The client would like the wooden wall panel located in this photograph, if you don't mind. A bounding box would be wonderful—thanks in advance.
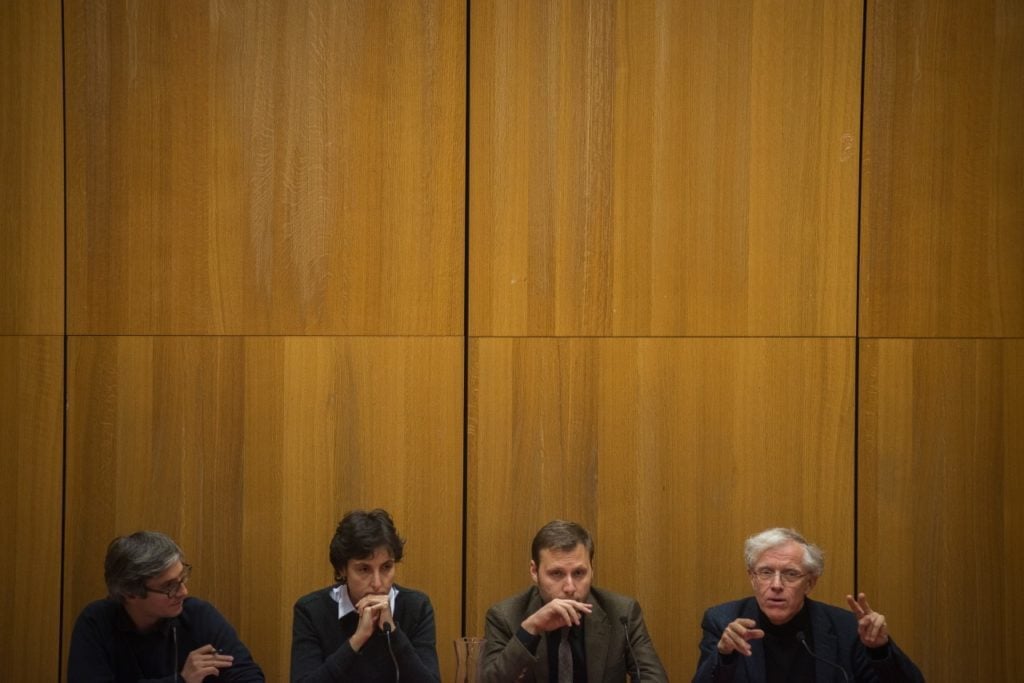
[467,337,855,678]
[64,0,465,335]
[470,0,861,337]
[861,0,1024,337]
[65,335,464,681]
[859,339,1023,681]
[64,335,249,679]
[0,337,63,681]
[0,0,64,334]
[238,336,464,680]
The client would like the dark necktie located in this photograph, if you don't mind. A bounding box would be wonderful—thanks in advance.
[558,627,573,683]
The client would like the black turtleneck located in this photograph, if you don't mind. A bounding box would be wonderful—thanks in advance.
[760,603,815,683]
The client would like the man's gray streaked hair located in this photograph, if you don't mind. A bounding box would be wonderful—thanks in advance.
[744,528,825,577]
[104,531,183,602]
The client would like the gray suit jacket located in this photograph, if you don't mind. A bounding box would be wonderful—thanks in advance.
[482,585,668,682]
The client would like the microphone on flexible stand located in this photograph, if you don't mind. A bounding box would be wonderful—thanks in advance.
[383,621,399,681]
[171,623,179,680]
[619,616,642,682]
[796,631,851,683]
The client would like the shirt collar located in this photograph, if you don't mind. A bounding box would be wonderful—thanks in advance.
[330,584,399,620]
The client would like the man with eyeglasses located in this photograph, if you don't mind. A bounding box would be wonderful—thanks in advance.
[692,528,924,682]
[67,530,264,682]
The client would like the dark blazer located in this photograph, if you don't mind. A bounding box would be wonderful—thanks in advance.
[482,585,668,682]
[692,597,925,683]
[291,584,440,683]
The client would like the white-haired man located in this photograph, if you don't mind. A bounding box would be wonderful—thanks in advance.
[693,528,924,682]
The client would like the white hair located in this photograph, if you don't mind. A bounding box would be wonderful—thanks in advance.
[744,528,825,577]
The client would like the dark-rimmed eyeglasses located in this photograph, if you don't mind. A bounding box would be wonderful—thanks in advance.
[143,563,192,599]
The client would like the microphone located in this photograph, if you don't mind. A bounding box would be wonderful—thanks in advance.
[383,621,399,681]
[796,631,851,683]
[171,624,179,680]
[619,616,642,682]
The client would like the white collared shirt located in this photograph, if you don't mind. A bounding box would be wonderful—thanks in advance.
[330,584,399,620]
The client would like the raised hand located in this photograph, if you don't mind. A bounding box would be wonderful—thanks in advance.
[350,594,393,651]
[717,618,765,657]
[845,592,890,648]
[521,598,593,634]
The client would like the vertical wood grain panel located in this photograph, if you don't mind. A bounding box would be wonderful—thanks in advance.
[65,335,464,681]
[65,0,465,335]
[861,0,1024,337]
[239,336,464,680]
[470,0,861,337]
[3,5,65,679]
[0,0,64,334]
[0,337,63,681]
[467,337,855,678]
[859,339,1023,680]
[63,335,248,678]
